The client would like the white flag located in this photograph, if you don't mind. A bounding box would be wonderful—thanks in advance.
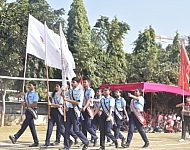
[26,14,45,60]
[59,23,76,84]
[26,14,76,79]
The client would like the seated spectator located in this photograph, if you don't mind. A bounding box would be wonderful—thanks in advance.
[164,116,174,133]
[154,122,164,133]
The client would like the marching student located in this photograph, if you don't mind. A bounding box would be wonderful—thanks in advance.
[61,77,89,150]
[91,89,103,143]
[123,88,149,148]
[41,82,69,148]
[94,86,118,150]
[112,89,129,147]
[50,81,79,146]
[9,81,39,147]
[81,77,98,146]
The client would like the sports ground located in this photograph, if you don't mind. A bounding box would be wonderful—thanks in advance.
[0,126,189,150]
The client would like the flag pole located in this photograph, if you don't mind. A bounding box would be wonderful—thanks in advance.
[181,39,185,121]
[20,50,28,122]
[44,21,51,119]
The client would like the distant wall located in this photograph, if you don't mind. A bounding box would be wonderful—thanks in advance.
[0,101,48,115]
[0,101,49,126]
[0,114,48,126]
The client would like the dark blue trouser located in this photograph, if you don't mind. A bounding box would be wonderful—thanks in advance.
[92,114,100,136]
[64,108,88,149]
[45,108,65,145]
[14,110,38,143]
[56,125,78,143]
[81,110,97,140]
[127,112,148,144]
[113,112,124,139]
[99,113,117,147]
[181,116,190,139]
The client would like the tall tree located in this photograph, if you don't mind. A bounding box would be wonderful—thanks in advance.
[67,0,95,79]
[127,26,159,82]
[0,0,65,126]
[92,16,130,84]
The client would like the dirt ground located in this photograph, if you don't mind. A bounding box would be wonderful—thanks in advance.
[0,125,189,150]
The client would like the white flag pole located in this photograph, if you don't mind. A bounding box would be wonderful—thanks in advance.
[44,21,51,119]
[20,15,30,122]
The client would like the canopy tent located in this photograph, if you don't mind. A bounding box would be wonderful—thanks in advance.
[100,82,190,114]
[100,82,190,95]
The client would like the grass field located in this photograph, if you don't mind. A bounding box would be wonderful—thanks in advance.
[0,125,189,150]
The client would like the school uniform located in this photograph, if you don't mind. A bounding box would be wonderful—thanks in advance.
[44,92,65,146]
[91,96,103,136]
[81,88,98,141]
[113,97,126,140]
[98,96,118,148]
[53,90,78,145]
[63,87,89,150]
[124,96,149,147]
[14,90,39,144]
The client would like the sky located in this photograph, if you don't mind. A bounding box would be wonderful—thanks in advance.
[7,0,190,53]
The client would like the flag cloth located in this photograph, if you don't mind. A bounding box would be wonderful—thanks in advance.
[26,14,45,60]
[79,77,84,90]
[59,23,76,82]
[178,43,190,91]
[26,14,76,79]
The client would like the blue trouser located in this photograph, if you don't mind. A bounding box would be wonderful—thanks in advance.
[14,110,38,143]
[45,108,65,145]
[81,110,97,140]
[113,112,124,139]
[56,125,78,143]
[64,108,88,149]
[127,112,148,144]
[92,114,101,135]
[99,113,117,147]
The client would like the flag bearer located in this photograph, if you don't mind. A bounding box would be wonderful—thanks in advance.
[60,77,89,150]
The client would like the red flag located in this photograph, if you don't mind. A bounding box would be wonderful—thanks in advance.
[79,77,84,90]
[178,43,190,91]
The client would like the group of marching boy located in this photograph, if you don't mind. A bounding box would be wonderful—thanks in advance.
[9,76,149,150]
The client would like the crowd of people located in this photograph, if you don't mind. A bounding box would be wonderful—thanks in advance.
[143,110,182,134]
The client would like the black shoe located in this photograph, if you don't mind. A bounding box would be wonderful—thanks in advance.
[69,140,73,147]
[97,146,105,150]
[109,142,115,146]
[121,138,126,148]
[29,143,39,147]
[93,137,98,146]
[78,143,84,148]
[107,137,111,143]
[82,142,89,150]
[114,140,118,148]
[50,141,60,146]
[40,144,48,148]
[9,135,16,144]
[122,142,130,148]
[142,142,149,148]
[74,138,78,145]
[59,148,69,150]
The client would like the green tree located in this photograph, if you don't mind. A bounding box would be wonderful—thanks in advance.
[92,16,130,85]
[127,26,159,82]
[67,0,96,82]
[0,0,65,126]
